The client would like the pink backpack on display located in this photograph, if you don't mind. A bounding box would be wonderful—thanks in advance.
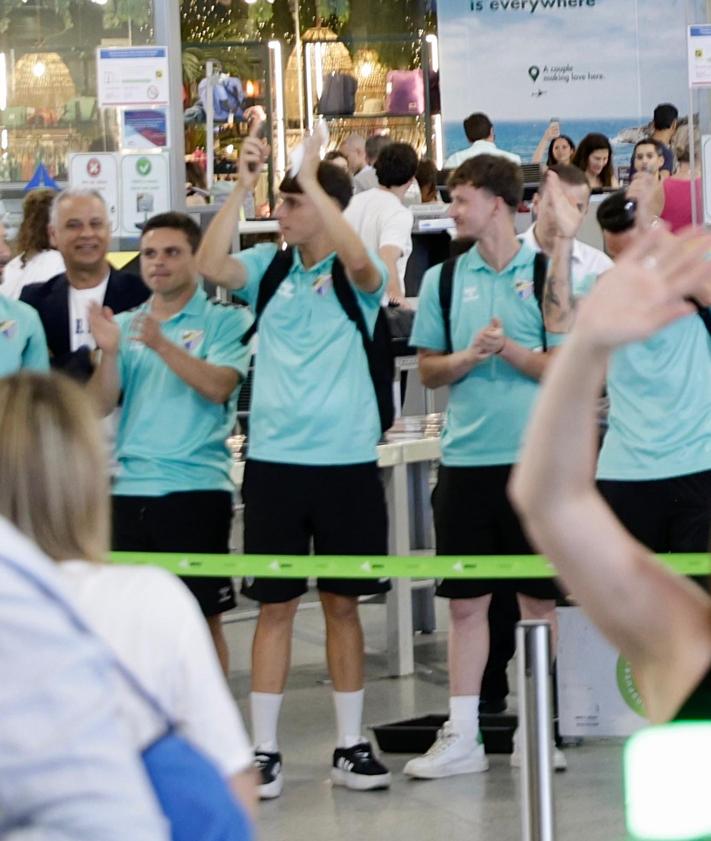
[385,70,425,115]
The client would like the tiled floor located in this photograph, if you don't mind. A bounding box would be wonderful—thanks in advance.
[223,594,627,841]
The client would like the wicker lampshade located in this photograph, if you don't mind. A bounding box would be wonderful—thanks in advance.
[12,52,76,110]
[352,49,388,113]
[284,26,353,124]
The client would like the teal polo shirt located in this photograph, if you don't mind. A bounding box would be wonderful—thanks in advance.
[112,287,252,496]
[234,243,387,466]
[411,243,563,467]
[597,312,711,480]
[0,295,49,376]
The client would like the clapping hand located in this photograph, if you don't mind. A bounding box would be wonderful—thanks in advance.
[130,313,165,352]
[88,303,120,354]
[540,170,584,240]
[470,317,506,360]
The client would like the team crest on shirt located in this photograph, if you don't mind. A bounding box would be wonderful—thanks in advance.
[182,329,204,351]
[312,273,332,296]
[0,320,17,339]
[515,278,534,300]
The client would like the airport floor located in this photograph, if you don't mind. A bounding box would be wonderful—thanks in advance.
[222,594,628,841]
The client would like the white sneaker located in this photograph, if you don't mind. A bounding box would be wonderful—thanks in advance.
[403,721,489,779]
[510,729,567,772]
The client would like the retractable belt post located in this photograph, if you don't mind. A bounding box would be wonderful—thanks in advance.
[517,620,556,841]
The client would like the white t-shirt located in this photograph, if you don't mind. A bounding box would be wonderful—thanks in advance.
[344,188,414,295]
[69,276,109,352]
[444,139,522,169]
[60,562,253,776]
[0,249,65,300]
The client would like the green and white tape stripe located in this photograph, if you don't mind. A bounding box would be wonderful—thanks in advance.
[109,552,711,579]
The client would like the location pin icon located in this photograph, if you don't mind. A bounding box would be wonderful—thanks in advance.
[528,65,540,83]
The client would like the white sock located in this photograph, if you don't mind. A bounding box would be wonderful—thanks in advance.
[250,691,284,753]
[449,695,480,737]
[333,689,365,748]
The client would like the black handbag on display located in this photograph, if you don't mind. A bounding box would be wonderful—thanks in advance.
[318,72,358,116]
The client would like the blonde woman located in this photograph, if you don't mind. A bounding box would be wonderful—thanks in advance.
[0,371,258,823]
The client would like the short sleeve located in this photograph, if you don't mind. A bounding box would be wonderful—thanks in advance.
[411,264,447,351]
[352,250,388,311]
[545,330,567,348]
[206,305,254,378]
[574,271,598,298]
[21,308,49,371]
[230,243,279,310]
[379,208,413,261]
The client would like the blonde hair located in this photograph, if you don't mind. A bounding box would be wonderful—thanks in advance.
[0,372,108,563]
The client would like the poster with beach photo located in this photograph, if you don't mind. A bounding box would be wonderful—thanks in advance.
[436,0,705,166]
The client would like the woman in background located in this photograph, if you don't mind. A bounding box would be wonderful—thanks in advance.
[1,189,64,300]
[532,122,576,171]
[572,132,619,190]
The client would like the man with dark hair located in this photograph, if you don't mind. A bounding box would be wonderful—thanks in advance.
[353,133,393,193]
[629,102,679,179]
[406,153,566,779]
[344,141,418,302]
[525,164,612,297]
[445,112,521,169]
[197,130,392,798]
[88,211,252,674]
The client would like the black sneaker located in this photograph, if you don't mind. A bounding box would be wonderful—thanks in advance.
[254,750,283,799]
[331,741,391,791]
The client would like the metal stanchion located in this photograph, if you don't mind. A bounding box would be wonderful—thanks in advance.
[517,620,556,841]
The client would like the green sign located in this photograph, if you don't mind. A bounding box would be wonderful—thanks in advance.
[136,157,152,176]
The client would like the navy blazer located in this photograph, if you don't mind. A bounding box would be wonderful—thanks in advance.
[20,267,149,381]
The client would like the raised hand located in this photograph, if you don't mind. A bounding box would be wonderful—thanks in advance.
[575,227,711,350]
[296,130,322,189]
[88,303,120,354]
[541,169,584,239]
[469,317,506,361]
[237,117,270,191]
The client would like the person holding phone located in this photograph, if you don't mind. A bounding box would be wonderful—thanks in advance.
[532,120,576,171]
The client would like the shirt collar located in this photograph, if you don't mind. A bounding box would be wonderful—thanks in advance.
[291,248,336,276]
[146,285,206,322]
[464,240,534,275]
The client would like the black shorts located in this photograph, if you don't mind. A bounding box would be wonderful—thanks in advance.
[599,470,711,553]
[241,459,390,604]
[112,490,236,617]
[433,464,562,600]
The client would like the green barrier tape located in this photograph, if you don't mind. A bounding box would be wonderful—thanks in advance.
[109,552,711,579]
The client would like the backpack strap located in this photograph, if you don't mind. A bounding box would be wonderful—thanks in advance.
[330,257,377,361]
[532,250,548,353]
[438,257,458,354]
[694,300,711,337]
[240,246,294,345]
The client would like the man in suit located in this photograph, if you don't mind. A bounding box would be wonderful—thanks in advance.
[21,189,148,381]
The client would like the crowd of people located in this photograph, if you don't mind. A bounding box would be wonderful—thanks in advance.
[1,98,710,839]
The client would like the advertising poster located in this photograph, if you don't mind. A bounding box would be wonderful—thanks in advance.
[122,108,168,149]
[68,153,120,233]
[436,0,706,164]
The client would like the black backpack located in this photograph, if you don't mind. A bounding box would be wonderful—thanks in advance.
[240,247,395,433]
[438,250,549,354]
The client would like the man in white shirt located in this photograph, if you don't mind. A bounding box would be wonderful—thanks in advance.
[445,112,521,169]
[344,142,418,303]
[520,163,613,295]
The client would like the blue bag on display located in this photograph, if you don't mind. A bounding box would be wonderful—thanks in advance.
[0,551,253,841]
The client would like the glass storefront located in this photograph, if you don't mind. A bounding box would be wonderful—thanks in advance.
[0,0,155,185]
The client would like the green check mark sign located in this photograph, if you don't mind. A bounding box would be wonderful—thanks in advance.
[136,157,152,176]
